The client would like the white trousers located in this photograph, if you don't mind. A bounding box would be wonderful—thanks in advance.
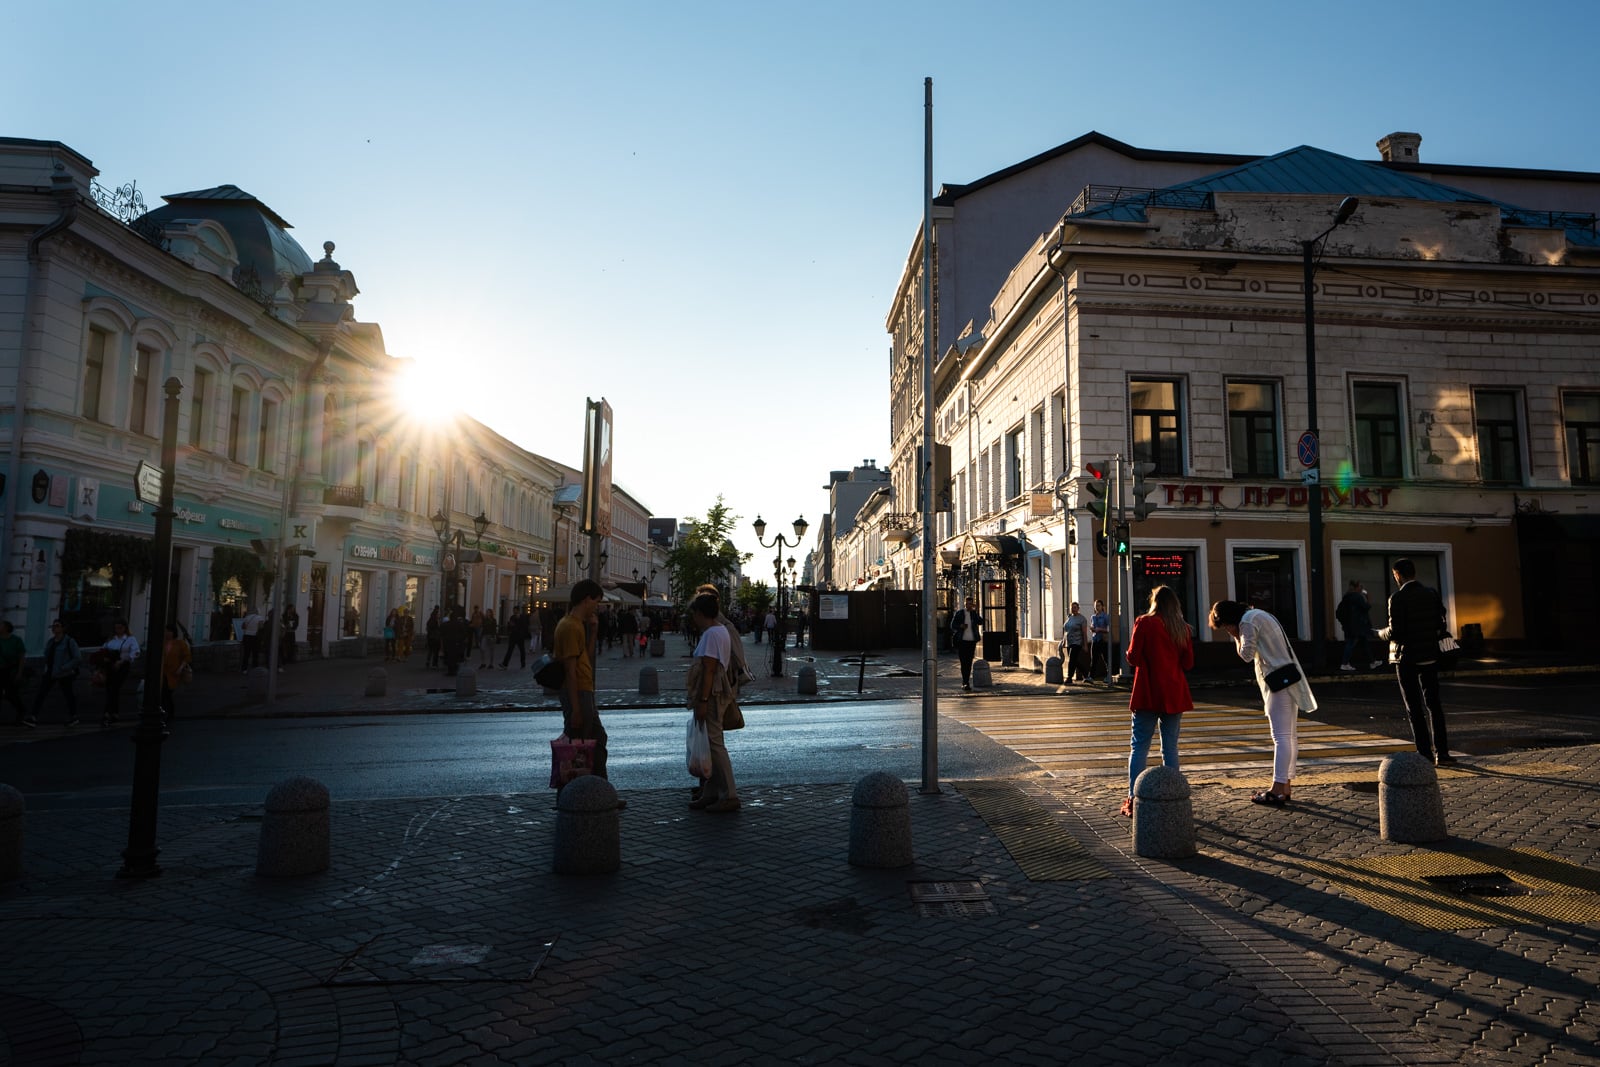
[1265,688,1299,783]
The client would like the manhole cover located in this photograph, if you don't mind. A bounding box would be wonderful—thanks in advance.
[1423,871,1536,897]
[908,881,986,903]
[914,898,998,918]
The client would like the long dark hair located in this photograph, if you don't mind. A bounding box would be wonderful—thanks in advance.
[1147,586,1190,648]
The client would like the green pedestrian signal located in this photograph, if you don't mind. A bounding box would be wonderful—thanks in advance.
[1114,523,1131,556]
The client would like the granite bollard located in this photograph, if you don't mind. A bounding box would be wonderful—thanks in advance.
[1379,751,1448,843]
[1044,655,1064,685]
[638,666,658,696]
[0,784,23,883]
[364,667,387,698]
[971,659,993,689]
[848,771,913,868]
[797,665,818,695]
[256,776,330,877]
[1132,766,1196,859]
[455,664,477,698]
[553,775,620,875]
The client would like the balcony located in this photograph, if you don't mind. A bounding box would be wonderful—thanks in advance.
[322,484,366,521]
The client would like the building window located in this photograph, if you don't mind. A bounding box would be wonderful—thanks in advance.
[1050,391,1066,477]
[1353,382,1403,478]
[1004,427,1023,502]
[1028,407,1045,487]
[130,345,154,436]
[1564,392,1600,485]
[977,451,990,517]
[1130,379,1183,475]
[1473,389,1523,485]
[190,367,211,448]
[257,398,278,472]
[83,327,108,422]
[228,386,247,463]
[358,440,372,492]
[1227,380,1279,477]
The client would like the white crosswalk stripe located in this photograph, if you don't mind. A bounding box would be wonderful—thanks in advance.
[945,690,1412,776]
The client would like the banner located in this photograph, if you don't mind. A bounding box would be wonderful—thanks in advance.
[580,397,613,537]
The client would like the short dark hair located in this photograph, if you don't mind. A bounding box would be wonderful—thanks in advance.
[1208,600,1247,628]
[1392,557,1416,580]
[570,579,603,608]
[690,592,720,620]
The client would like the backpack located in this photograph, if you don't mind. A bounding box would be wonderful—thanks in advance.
[1336,596,1352,627]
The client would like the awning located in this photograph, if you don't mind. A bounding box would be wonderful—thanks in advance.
[532,584,572,604]
[608,589,643,607]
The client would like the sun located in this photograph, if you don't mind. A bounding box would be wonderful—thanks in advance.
[391,359,463,423]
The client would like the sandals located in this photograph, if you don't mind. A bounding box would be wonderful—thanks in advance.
[1119,797,1134,818]
[1250,790,1290,807]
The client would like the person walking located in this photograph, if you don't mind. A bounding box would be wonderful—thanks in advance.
[383,609,399,662]
[160,622,192,727]
[442,611,467,676]
[239,607,264,671]
[554,579,624,808]
[0,621,27,725]
[1089,599,1111,683]
[1121,586,1195,817]
[619,604,636,659]
[425,606,441,668]
[478,610,497,669]
[1061,602,1089,683]
[950,596,983,691]
[687,591,741,813]
[501,609,529,669]
[1210,599,1317,806]
[280,603,299,666]
[1377,557,1455,765]
[100,618,140,726]
[1337,580,1379,671]
[29,619,82,729]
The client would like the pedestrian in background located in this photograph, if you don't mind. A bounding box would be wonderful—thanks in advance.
[1121,586,1194,817]
[28,619,82,729]
[478,609,497,669]
[383,609,399,661]
[240,606,264,672]
[1337,580,1379,671]
[1061,602,1089,683]
[0,620,26,725]
[425,606,441,668]
[280,603,299,665]
[1089,598,1111,683]
[950,596,983,691]
[501,608,529,669]
[397,607,414,660]
[160,622,192,727]
[1377,557,1455,766]
[1210,599,1317,806]
[100,618,140,726]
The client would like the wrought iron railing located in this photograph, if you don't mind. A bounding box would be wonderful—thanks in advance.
[322,485,366,508]
[1068,184,1215,217]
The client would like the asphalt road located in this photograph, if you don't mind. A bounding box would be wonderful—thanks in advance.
[0,700,1033,811]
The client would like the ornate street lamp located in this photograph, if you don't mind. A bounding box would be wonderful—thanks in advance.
[433,506,489,614]
[753,514,808,677]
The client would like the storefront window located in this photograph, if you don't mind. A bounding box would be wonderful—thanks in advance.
[1340,551,1441,631]
[1132,549,1199,628]
[342,570,365,637]
[1232,547,1300,638]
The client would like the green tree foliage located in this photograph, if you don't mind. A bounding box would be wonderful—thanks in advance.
[664,497,749,604]
[734,580,772,617]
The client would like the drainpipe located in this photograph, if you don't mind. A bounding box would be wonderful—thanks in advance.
[3,168,80,637]
[1044,221,1075,616]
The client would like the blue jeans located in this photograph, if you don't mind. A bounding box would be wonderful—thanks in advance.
[1129,710,1181,796]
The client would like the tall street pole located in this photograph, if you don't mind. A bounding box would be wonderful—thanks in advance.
[919,76,939,795]
[121,377,181,879]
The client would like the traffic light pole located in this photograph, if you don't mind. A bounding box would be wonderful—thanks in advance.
[1114,455,1133,682]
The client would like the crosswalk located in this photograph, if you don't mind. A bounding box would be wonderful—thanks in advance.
[944,690,1412,777]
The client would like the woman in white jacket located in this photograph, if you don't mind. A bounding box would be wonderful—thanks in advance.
[1209,600,1317,806]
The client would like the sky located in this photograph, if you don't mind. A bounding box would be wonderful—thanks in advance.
[8,0,1600,573]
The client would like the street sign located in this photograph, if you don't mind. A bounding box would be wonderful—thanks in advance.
[1296,431,1319,468]
[134,460,163,505]
[1302,468,1320,486]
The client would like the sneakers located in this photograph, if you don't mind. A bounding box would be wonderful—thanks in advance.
[19,716,36,730]
[65,717,79,729]
[1339,663,1357,672]
[1370,661,1386,670]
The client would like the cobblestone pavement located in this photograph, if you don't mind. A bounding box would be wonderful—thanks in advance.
[1,640,1597,1064]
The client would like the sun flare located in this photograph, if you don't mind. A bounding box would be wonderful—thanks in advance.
[392,360,463,423]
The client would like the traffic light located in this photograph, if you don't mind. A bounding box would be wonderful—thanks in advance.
[1095,531,1108,557]
[1130,461,1157,520]
[1114,522,1131,556]
[1082,462,1110,521]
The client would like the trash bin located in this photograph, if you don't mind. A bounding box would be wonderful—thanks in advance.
[1459,623,1484,657]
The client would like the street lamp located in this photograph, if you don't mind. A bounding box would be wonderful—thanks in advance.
[432,506,489,615]
[753,514,807,677]
[1303,196,1359,670]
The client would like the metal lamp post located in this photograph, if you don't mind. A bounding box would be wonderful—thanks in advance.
[432,507,489,615]
[1302,196,1359,670]
[753,514,807,677]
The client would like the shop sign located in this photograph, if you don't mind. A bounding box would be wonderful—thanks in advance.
[1161,483,1394,510]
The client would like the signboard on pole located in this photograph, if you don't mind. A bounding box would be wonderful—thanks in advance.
[134,461,162,505]
[580,397,613,537]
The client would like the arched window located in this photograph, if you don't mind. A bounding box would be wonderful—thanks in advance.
[322,394,337,481]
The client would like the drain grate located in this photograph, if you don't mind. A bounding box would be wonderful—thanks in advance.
[908,881,996,918]
[956,781,1111,881]
[1423,871,1537,897]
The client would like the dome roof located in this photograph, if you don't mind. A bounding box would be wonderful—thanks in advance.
[134,184,313,286]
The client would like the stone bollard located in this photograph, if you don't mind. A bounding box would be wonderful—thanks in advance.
[455,664,477,698]
[848,771,913,868]
[638,667,658,696]
[971,659,993,689]
[1132,766,1196,859]
[1044,656,1064,685]
[553,775,620,875]
[245,667,271,704]
[364,668,387,698]
[256,776,330,877]
[649,638,665,658]
[0,784,23,883]
[1379,752,1448,843]
[797,665,818,695]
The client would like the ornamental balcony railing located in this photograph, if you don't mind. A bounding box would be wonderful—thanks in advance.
[322,485,366,508]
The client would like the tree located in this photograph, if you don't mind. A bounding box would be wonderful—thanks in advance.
[664,496,749,603]
[734,580,772,617]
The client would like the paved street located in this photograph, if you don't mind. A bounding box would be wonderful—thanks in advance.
[1,639,1597,1064]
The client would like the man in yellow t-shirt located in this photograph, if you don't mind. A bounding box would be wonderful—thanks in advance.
[554,579,621,805]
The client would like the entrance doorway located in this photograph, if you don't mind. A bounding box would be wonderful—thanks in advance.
[307,563,327,655]
[1232,547,1301,638]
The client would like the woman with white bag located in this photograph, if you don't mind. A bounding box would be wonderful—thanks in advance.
[685,591,741,813]
[1209,600,1317,807]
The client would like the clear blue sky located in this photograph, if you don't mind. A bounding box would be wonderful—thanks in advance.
[9,0,1598,572]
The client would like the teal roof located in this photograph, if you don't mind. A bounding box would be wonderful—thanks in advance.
[1070,144,1598,246]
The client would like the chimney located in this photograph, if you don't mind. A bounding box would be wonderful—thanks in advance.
[1377,132,1422,164]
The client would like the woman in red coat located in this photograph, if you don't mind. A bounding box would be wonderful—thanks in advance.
[1121,585,1195,817]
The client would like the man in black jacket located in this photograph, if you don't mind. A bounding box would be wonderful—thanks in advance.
[1378,558,1454,765]
[950,596,983,692]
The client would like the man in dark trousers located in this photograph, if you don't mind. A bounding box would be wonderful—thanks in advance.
[950,595,983,692]
[1377,558,1454,765]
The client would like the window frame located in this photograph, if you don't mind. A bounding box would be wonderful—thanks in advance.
[1563,391,1600,486]
[1129,377,1185,477]
[1226,378,1281,478]
[228,385,248,464]
[1004,425,1024,503]
[83,326,109,423]
[1472,388,1524,486]
[1351,380,1406,479]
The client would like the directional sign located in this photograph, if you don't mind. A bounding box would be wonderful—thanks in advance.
[1296,431,1319,469]
[134,461,164,505]
[1302,468,1320,486]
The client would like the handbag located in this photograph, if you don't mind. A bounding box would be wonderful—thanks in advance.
[531,653,564,688]
[177,662,194,687]
[1264,661,1302,693]
[549,734,597,789]
[1437,632,1461,668]
[723,699,746,731]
